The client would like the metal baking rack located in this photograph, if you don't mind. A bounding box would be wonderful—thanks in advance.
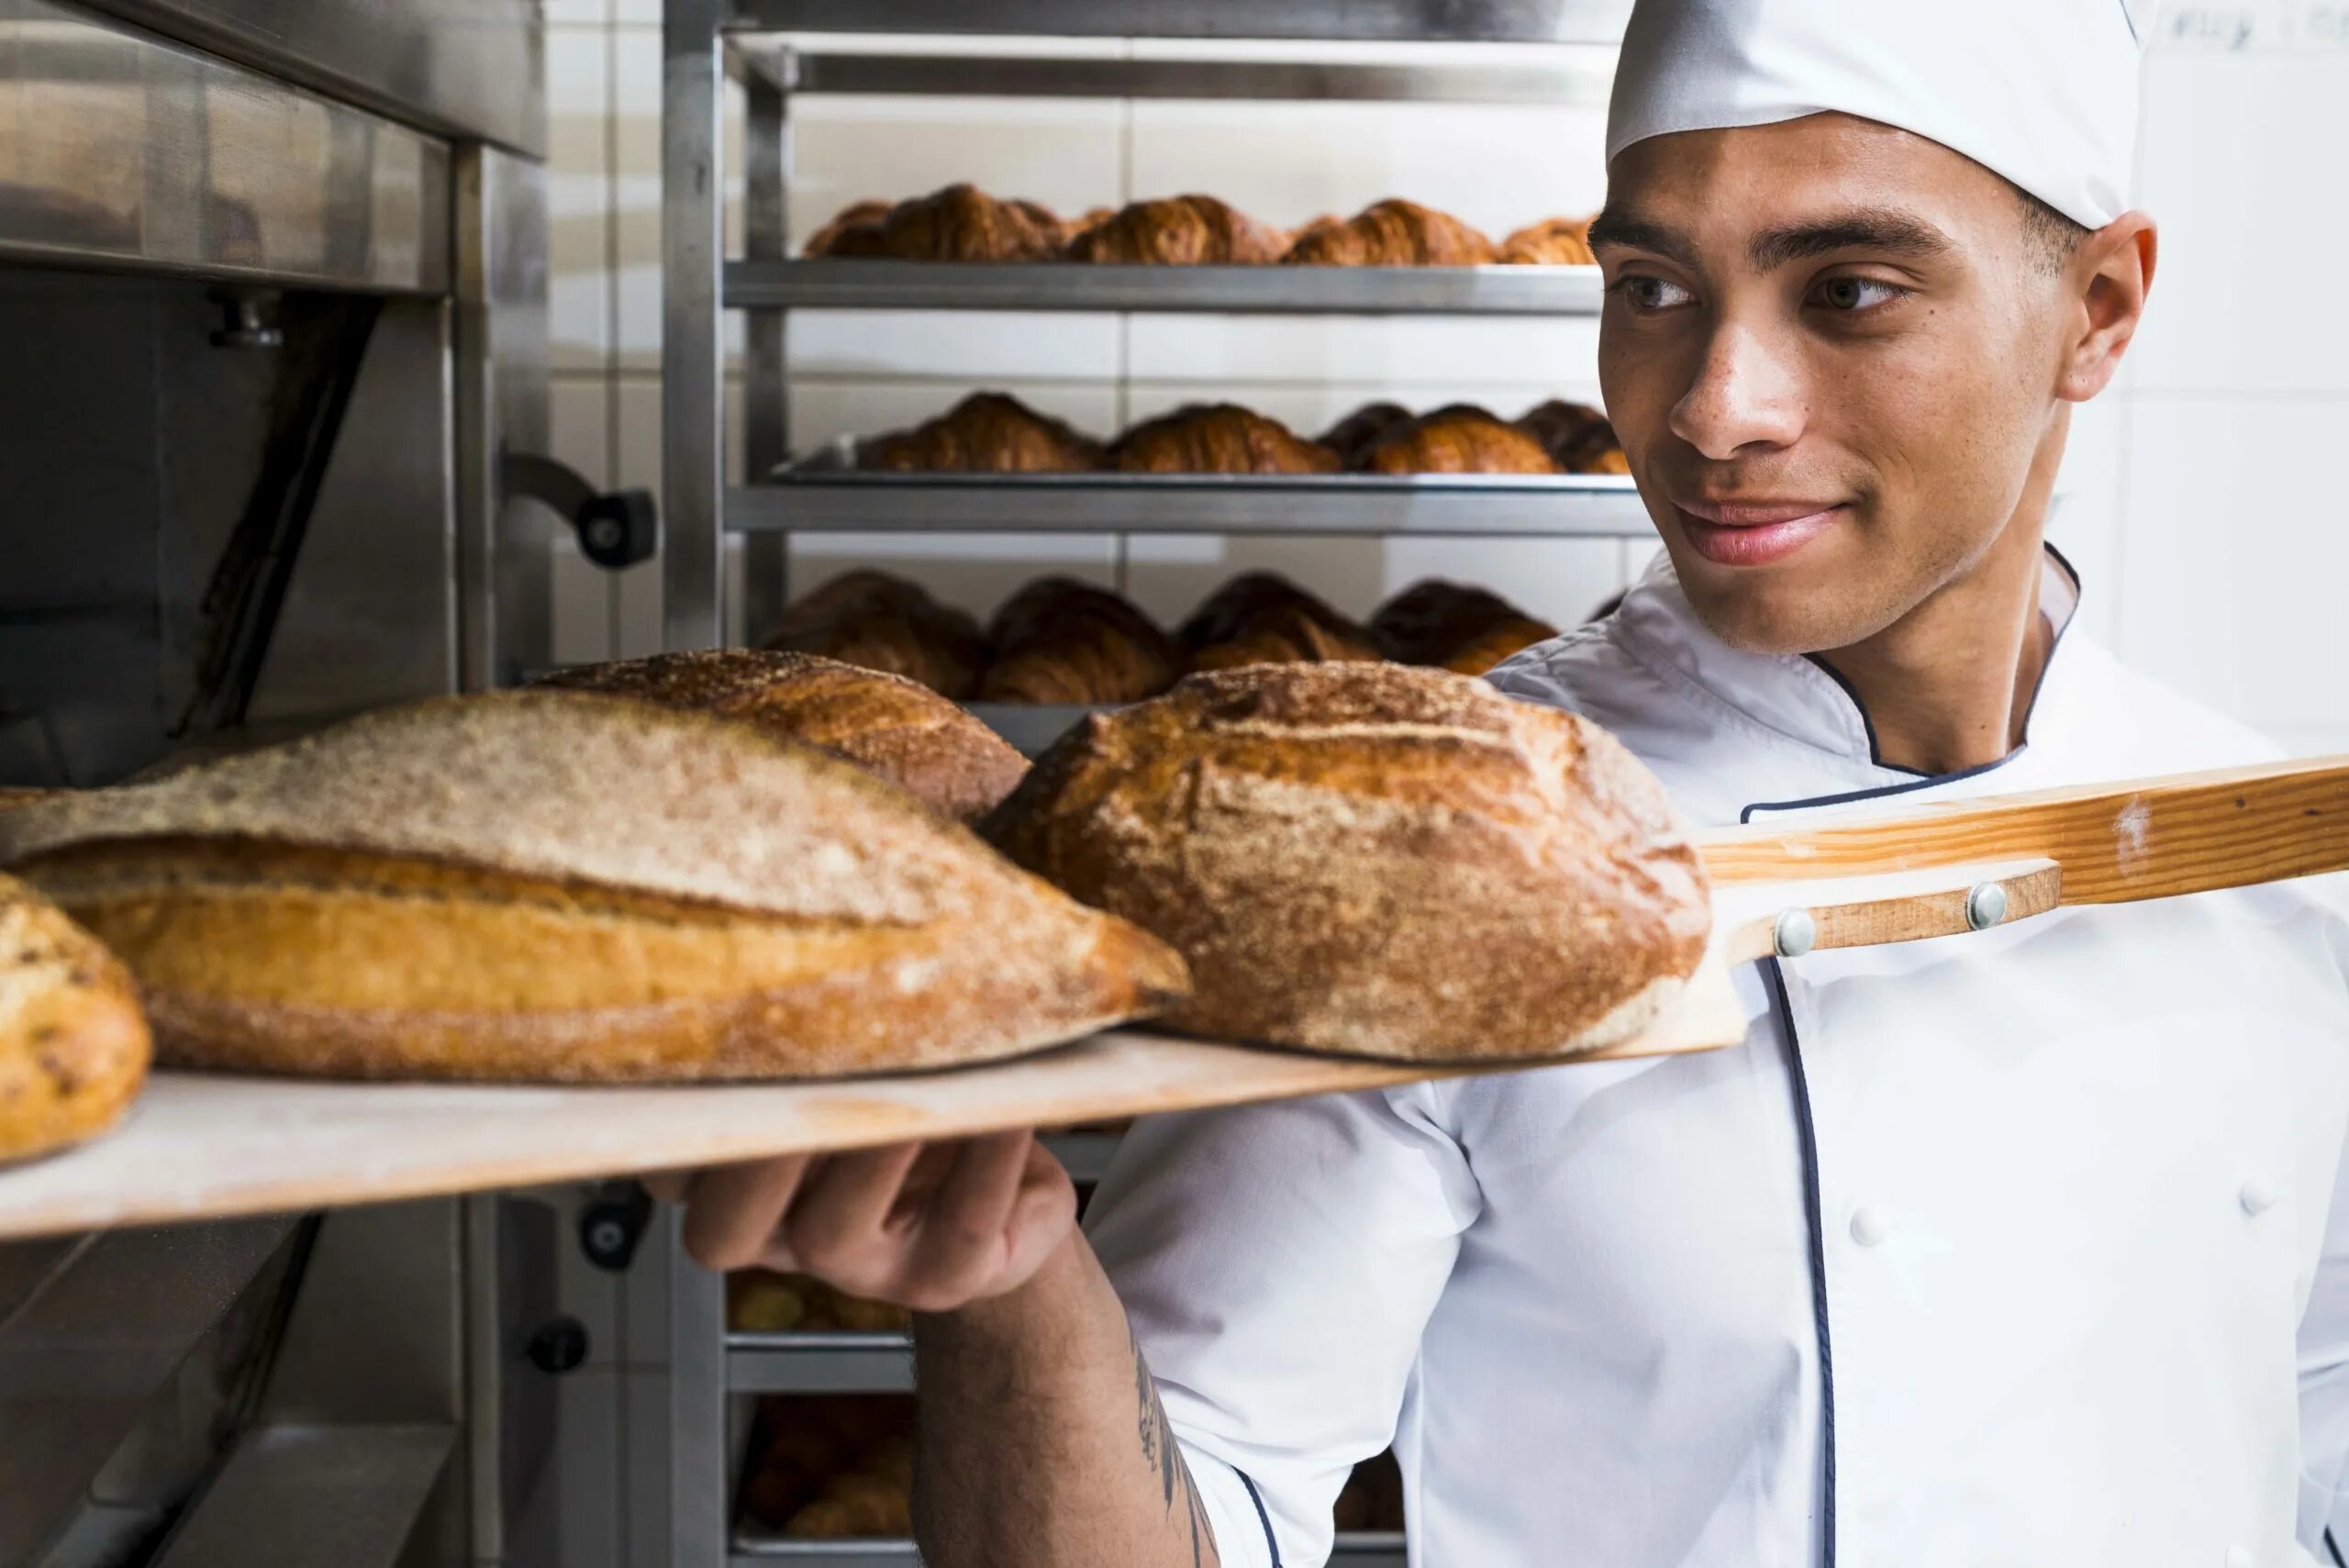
[662,6,1631,1562]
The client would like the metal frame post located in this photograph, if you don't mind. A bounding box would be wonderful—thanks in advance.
[740,54,795,645]
[662,0,728,652]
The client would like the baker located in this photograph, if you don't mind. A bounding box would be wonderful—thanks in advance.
[662,0,2349,1561]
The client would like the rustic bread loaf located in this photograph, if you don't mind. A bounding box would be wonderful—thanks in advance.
[1358,404,1562,475]
[978,579,1179,706]
[1370,579,1559,674]
[0,872,149,1162]
[985,662,1709,1060]
[1062,194,1287,264]
[0,693,1186,1082]
[1110,404,1341,475]
[859,392,1104,475]
[535,651,1027,821]
[1280,199,1497,266]
[761,569,989,700]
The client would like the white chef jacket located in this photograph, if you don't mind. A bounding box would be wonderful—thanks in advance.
[1085,548,2349,1568]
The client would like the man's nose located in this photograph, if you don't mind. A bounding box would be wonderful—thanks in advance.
[1667,322,1805,460]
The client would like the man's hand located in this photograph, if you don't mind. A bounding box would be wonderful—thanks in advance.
[644,1130,1077,1312]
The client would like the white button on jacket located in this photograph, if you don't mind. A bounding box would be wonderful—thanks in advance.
[1085,552,2349,1568]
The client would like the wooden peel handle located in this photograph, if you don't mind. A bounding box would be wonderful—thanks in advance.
[1700,755,2349,906]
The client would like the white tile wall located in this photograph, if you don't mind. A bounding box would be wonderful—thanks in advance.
[540,20,2349,756]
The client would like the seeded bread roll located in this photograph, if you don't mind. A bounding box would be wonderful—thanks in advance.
[985,662,1709,1061]
[0,693,1186,1083]
[535,651,1027,821]
[0,872,150,1162]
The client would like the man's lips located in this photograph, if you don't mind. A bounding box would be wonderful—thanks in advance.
[1670,498,1845,567]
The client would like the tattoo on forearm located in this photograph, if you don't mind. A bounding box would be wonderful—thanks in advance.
[1130,1326,1216,1568]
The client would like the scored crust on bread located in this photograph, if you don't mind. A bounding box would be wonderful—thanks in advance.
[0,872,150,1162]
[1280,198,1498,266]
[1063,194,1288,264]
[535,651,1028,821]
[1497,215,1597,265]
[1358,404,1562,475]
[859,392,1104,474]
[805,183,1064,261]
[1111,404,1341,475]
[761,569,989,700]
[978,578,1180,706]
[0,693,1186,1083]
[985,662,1710,1061]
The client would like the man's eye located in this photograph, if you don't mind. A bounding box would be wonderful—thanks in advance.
[1810,277,1906,312]
[1616,275,1696,311]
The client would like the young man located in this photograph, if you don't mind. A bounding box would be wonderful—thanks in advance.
[666,2,2349,1562]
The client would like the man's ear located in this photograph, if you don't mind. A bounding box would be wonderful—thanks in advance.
[2057,211,2157,404]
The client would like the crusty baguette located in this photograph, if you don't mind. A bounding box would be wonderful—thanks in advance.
[535,651,1027,821]
[0,871,150,1162]
[985,663,1709,1061]
[0,692,1186,1083]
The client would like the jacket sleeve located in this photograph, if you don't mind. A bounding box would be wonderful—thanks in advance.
[1083,1081,1482,1568]
[2299,913,2349,1558]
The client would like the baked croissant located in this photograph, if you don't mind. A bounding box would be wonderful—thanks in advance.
[1358,405,1561,475]
[1497,215,1597,264]
[807,183,1064,261]
[859,392,1104,474]
[1112,404,1341,474]
[979,577,1180,705]
[1063,194,1288,264]
[1516,398,1630,473]
[1371,578,1559,674]
[1316,402,1415,469]
[1188,606,1385,673]
[1280,198,1498,266]
[760,569,990,701]
[803,198,893,257]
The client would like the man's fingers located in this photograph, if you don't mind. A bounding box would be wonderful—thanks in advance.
[904,1131,1038,1307]
[640,1169,694,1205]
[784,1141,928,1273]
[678,1154,812,1273]
[997,1144,1082,1287]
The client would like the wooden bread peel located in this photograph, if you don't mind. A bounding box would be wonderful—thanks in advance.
[0,755,2342,1240]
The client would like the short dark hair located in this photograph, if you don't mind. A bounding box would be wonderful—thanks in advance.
[2016,184,2089,275]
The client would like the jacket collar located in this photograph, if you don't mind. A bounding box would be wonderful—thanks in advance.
[1606,545,2085,782]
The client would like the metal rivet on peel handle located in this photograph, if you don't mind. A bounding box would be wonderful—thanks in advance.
[1966,882,2009,931]
[1774,908,1817,959]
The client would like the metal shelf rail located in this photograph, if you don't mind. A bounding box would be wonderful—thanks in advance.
[661,7,1638,1562]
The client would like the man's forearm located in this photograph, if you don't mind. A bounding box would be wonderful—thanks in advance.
[911,1231,1222,1568]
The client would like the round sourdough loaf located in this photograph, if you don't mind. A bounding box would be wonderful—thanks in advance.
[0,692,1186,1083]
[984,662,1709,1061]
[535,650,1028,821]
[0,872,150,1162]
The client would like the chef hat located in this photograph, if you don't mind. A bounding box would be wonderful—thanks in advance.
[1607,0,2147,229]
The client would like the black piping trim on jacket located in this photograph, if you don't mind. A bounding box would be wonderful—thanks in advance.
[1765,957,1837,1565]
[1236,1468,1282,1567]
[1797,542,2082,779]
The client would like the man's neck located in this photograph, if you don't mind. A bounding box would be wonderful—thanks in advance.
[1813,428,2065,776]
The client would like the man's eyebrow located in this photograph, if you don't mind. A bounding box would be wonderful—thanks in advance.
[1584,209,1697,266]
[1747,209,1955,271]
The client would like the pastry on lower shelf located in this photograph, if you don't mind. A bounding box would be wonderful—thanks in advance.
[1177,573,1383,673]
[1514,398,1631,474]
[760,569,989,702]
[1370,578,1560,675]
[859,391,1105,475]
[1280,198,1498,266]
[740,1395,911,1530]
[1497,214,1597,264]
[0,872,149,1163]
[804,183,1064,261]
[536,650,1026,821]
[0,693,1187,1083]
[1315,401,1415,469]
[985,662,1709,1062]
[1111,403,1341,475]
[1357,404,1562,475]
[729,1272,810,1334]
[1063,193,1287,264]
[978,578,1180,706]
